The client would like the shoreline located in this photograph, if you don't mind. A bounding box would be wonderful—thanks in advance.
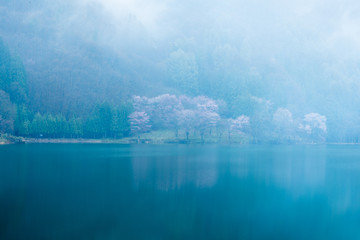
[2,137,360,145]
[2,134,360,145]
[25,138,113,144]
[22,138,201,144]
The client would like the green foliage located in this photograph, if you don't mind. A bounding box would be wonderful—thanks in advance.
[12,101,130,139]
[0,90,16,133]
[0,39,28,104]
[0,38,28,135]
[84,103,111,138]
[0,38,134,139]
[168,49,199,95]
[0,39,11,92]
[14,105,31,136]
[0,36,133,140]
[8,57,28,104]
[110,102,132,138]
[68,117,83,137]
[84,102,131,138]
[30,113,45,137]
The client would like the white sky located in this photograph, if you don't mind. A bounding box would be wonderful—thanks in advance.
[97,0,169,33]
[89,0,360,53]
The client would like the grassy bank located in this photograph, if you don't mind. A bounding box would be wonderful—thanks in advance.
[1,130,251,144]
[132,130,251,144]
[0,134,26,144]
[0,135,7,144]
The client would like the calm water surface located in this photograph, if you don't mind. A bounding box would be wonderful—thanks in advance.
[1,144,360,239]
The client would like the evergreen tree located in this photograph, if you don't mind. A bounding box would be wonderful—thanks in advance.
[0,90,16,133]
[30,113,46,137]
[69,117,83,138]
[14,105,31,136]
[0,39,11,92]
[167,49,199,95]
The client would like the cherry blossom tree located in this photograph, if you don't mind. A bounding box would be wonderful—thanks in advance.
[129,111,151,142]
[196,106,220,141]
[192,96,220,141]
[299,112,327,142]
[148,94,182,133]
[177,109,196,141]
[132,95,150,112]
[272,108,295,141]
[227,115,250,142]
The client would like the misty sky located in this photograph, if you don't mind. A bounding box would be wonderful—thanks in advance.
[3,0,360,59]
[93,0,360,54]
[2,0,360,143]
[2,0,360,136]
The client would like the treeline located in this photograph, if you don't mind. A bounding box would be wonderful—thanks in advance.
[1,39,133,139]
[129,94,251,142]
[129,94,328,143]
[0,39,28,135]
[0,37,330,143]
[14,103,132,139]
[0,39,28,105]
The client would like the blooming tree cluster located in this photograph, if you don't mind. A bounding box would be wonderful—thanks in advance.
[130,94,328,143]
[302,113,327,133]
[130,94,250,141]
[226,115,250,141]
[128,111,151,140]
[273,108,293,126]
[272,108,295,141]
[299,113,327,142]
[270,107,328,143]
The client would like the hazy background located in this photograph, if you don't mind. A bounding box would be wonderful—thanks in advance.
[1,0,360,142]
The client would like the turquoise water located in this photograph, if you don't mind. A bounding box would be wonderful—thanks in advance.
[1,144,360,239]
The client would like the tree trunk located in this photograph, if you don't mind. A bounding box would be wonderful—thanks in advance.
[218,132,222,142]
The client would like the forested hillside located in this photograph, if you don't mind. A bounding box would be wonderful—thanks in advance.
[2,0,360,143]
[0,38,133,139]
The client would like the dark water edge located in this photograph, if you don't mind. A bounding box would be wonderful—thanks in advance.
[1,144,360,240]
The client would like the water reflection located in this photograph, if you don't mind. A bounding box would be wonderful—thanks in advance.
[1,144,360,239]
[131,145,329,194]
[130,145,360,225]
[131,146,219,191]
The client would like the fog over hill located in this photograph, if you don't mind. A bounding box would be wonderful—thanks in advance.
[1,0,360,142]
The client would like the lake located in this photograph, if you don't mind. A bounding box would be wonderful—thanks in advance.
[1,144,360,239]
